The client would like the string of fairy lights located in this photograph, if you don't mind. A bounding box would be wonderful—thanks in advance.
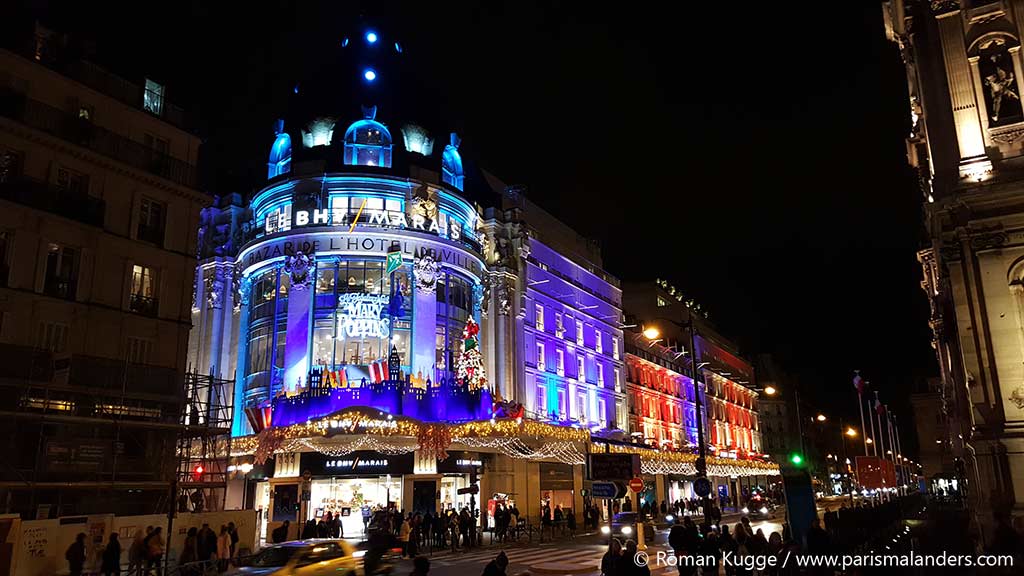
[232,408,780,475]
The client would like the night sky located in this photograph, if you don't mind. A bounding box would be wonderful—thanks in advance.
[16,1,937,453]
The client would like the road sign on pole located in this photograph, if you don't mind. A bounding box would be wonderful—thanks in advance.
[694,477,712,498]
[628,477,644,493]
[591,481,626,499]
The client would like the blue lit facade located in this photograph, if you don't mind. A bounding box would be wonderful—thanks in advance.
[520,239,625,430]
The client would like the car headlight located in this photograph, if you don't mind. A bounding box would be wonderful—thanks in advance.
[742,507,749,514]
[665,514,674,522]
[352,550,366,558]
[600,525,610,535]
[621,526,633,535]
[759,507,768,514]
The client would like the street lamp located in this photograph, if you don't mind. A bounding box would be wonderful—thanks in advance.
[764,385,777,396]
[846,427,858,438]
[642,326,660,340]
[816,414,827,422]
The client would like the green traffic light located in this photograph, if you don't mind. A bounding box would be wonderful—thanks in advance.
[790,453,804,466]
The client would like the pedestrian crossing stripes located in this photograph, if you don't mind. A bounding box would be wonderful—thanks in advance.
[431,545,606,567]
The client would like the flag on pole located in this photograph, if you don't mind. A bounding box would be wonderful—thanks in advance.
[369,360,389,383]
[875,399,886,416]
[853,372,866,394]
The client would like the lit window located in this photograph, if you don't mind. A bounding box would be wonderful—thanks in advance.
[535,302,544,331]
[657,296,668,307]
[555,313,565,337]
[599,398,608,428]
[130,265,157,317]
[343,106,392,168]
[612,336,619,360]
[556,349,564,376]
[143,79,164,116]
[537,382,547,416]
[576,321,584,346]
[595,330,603,354]
[537,342,545,370]
[441,133,464,190]
[557,389,567,420]
[577,355,585,382]
[78,104,93,121]
[268,120,292,179]
[578,394,587,423]
[597,363,605,387]
[614,367,621,392]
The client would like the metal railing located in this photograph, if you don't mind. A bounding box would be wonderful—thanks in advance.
[0,87,199,189]
[0,176,105,227]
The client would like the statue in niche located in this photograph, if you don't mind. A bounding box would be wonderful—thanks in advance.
[982,51,1022,124]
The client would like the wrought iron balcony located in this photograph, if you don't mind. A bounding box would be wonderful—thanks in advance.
[0,176,105,227]
[129,294,158,317]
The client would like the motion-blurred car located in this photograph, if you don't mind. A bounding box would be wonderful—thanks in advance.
[601,511,656,542]
[229,539,362,575]
[741,501,776,519]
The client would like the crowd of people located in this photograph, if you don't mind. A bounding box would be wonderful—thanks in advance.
[65,521,240,576]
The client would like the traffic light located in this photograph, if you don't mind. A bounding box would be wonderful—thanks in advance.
[789,453,805,467]
[193,465,204,481]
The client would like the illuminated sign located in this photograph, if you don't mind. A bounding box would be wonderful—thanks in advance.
[325,417,399,431]
[266,207,462,240]
[337,294,390,339]
[456,459,482,467]
[326,458,389,469]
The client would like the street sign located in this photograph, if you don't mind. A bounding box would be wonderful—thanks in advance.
[628,477,644,493]
[590,453,641,481]
[457,485,480,495]
[591,481,626,499]
[386,251,403,275]
[693,477,712,498]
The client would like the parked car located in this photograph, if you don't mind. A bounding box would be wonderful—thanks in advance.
[229,539,361,575]
[601,512,655,542]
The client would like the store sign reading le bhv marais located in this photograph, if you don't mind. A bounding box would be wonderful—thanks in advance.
[325,458,389,470]
[266,207,462,240]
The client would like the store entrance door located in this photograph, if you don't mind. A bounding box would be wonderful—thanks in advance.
[412,481,437,515]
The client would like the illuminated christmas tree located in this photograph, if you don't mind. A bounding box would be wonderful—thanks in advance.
[455,317,487,391]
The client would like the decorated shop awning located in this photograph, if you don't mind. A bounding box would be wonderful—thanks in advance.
[229,407,778,477]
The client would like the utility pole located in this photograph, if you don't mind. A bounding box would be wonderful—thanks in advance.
[687,317,709,519]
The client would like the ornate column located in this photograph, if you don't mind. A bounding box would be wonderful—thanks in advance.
[232,267,252,435]
[412,250,439,382]
[935,5,990,174]
[282,253,314,394]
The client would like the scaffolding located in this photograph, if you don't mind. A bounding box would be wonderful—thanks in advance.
[174,371,234,512]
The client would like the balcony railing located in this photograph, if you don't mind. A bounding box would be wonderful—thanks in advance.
[129,294,158,317]
[0,87,199,189]
[0,176,105,227]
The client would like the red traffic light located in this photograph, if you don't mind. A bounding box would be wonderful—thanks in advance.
[194,465,204,476]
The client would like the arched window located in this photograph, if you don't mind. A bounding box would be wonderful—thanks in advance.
[343,106,392,168]
[267,120,291,179]
[441,133,464,190]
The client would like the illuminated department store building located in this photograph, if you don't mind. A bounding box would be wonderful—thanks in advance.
[188,27,776,540]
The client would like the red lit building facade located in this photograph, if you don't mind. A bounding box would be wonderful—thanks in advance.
[624,347,700,451]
